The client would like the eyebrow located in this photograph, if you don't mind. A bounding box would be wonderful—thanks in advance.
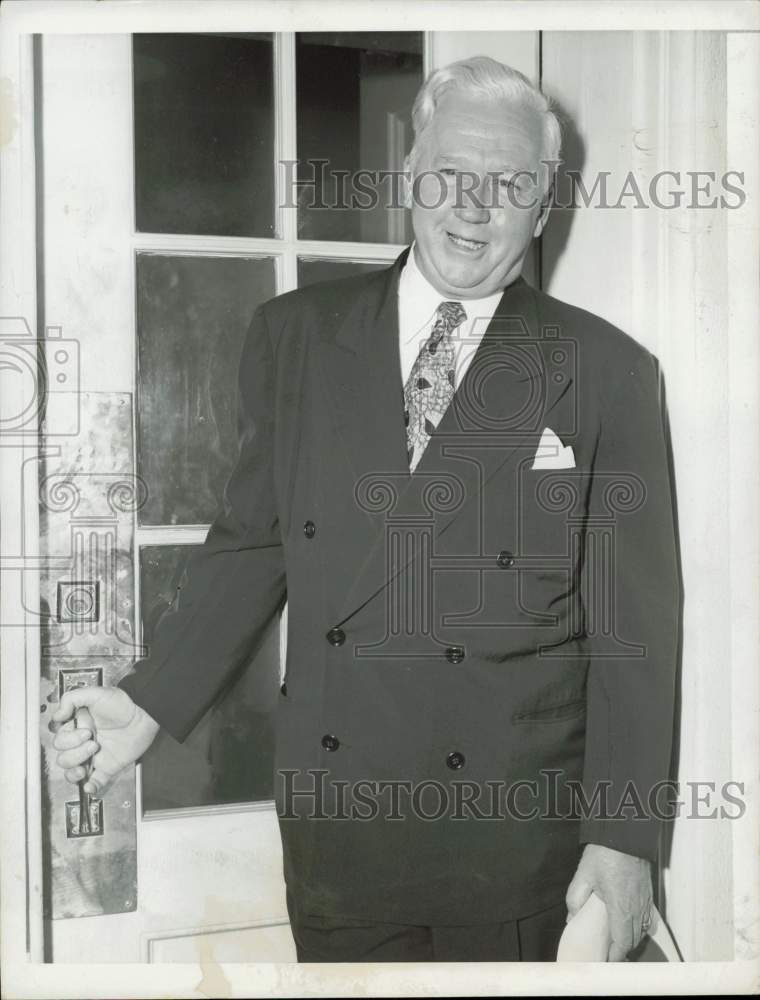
[434,155,526,175]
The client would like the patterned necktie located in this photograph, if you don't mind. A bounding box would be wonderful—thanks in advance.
[403,300,467,471]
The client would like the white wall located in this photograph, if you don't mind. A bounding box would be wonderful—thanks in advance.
[431,30,539,81]
[541,30,760,961]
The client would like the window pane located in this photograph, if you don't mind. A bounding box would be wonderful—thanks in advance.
[136,253,275,525]
[297,256,389,288]
[134,33,275,236]
[296,32,422,243]
[139,545,280,811]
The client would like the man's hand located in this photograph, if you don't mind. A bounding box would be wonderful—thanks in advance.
[566,843,653,961]
[50,687,160,796]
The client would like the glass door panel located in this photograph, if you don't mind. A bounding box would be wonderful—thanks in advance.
[136,253,275,527]
[133,33,276,237]
[295,32,423,243]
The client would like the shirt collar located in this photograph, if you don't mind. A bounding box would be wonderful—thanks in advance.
[398,243,507,340]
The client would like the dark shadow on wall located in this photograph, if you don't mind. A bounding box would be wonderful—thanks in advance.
[658,364,686,938]
[537,95,586,293]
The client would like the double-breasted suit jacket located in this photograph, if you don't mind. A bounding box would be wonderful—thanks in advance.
[120,247,680,926]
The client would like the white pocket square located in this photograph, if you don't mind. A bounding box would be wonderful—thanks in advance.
[531,427,575,469]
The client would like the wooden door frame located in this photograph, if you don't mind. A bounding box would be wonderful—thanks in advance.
[0,24,45,979]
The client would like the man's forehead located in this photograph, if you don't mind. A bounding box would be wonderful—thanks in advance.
[429,92,543,150]
[425,109,542,172]
[435,90,538,126]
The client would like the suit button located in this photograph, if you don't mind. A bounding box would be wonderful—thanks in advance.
[497,550,515,568]
[303,520,316,539]
[445,645,465,664]
[446,751,465,770]
[326,627,346,646]
[321,734,340,752]
[280,682,287,696]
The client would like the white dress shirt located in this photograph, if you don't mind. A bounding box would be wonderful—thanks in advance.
[397,244,505,395]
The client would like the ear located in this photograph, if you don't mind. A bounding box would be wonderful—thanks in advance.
[533,186,553,238]
[402,153,414,211]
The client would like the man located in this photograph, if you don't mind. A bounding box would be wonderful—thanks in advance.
[52,56,679,962]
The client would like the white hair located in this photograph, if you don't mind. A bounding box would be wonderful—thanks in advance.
[407,56,562,188]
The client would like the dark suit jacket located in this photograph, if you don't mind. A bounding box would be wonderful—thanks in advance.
[120,248,680,925]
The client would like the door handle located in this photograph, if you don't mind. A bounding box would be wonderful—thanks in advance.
[59,667,104,839]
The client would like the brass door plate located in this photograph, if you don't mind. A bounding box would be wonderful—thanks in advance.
[56,579,100,623]
[65,798,104,838]
[57,666,103,699]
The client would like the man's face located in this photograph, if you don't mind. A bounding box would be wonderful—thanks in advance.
[410,91,550,299]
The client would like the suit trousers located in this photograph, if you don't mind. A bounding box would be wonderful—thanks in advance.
[286,890,568,962]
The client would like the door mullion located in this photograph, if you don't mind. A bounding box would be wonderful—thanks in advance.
[275,31,298,294]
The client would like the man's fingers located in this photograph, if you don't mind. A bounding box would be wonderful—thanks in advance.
[608,910,635,960]
[64,765,88,784]
[641,905,657,938]
[62,764,110,795]
[607,940,629,962]
[56,740,98,770]
[50,700,76,726]
[83,770,109,797]
[53,727,92,751]
[565,873,593,920]
[51,687,103,724]
[75,705,95,734]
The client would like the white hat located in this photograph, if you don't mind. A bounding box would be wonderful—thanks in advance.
[557,892,680,962]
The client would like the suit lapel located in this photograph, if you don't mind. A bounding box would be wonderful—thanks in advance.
[318,251,573,627]
[315,250,411,529]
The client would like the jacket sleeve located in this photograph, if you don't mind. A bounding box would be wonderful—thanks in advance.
[578,344,680,862]
[118,305,287,743]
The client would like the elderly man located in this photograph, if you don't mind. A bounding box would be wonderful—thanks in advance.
[52,56,679,963]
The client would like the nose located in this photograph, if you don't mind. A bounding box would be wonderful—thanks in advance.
[454,174,491,225]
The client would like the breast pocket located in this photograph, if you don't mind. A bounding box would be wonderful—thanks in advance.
[516,463,584,553]
[511,697,587,725]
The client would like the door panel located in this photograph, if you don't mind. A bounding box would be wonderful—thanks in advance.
[295,31,422,243]
[40,32,291,962]
[146,921,294,963]
[139,542,281,810]
[50,807,291,963]
[135,253,276,526]
[133,32,276,238]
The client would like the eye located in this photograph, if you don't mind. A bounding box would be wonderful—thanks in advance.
[498,176,517,190]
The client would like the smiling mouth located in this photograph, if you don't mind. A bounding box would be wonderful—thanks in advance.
[446,232,487,252]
